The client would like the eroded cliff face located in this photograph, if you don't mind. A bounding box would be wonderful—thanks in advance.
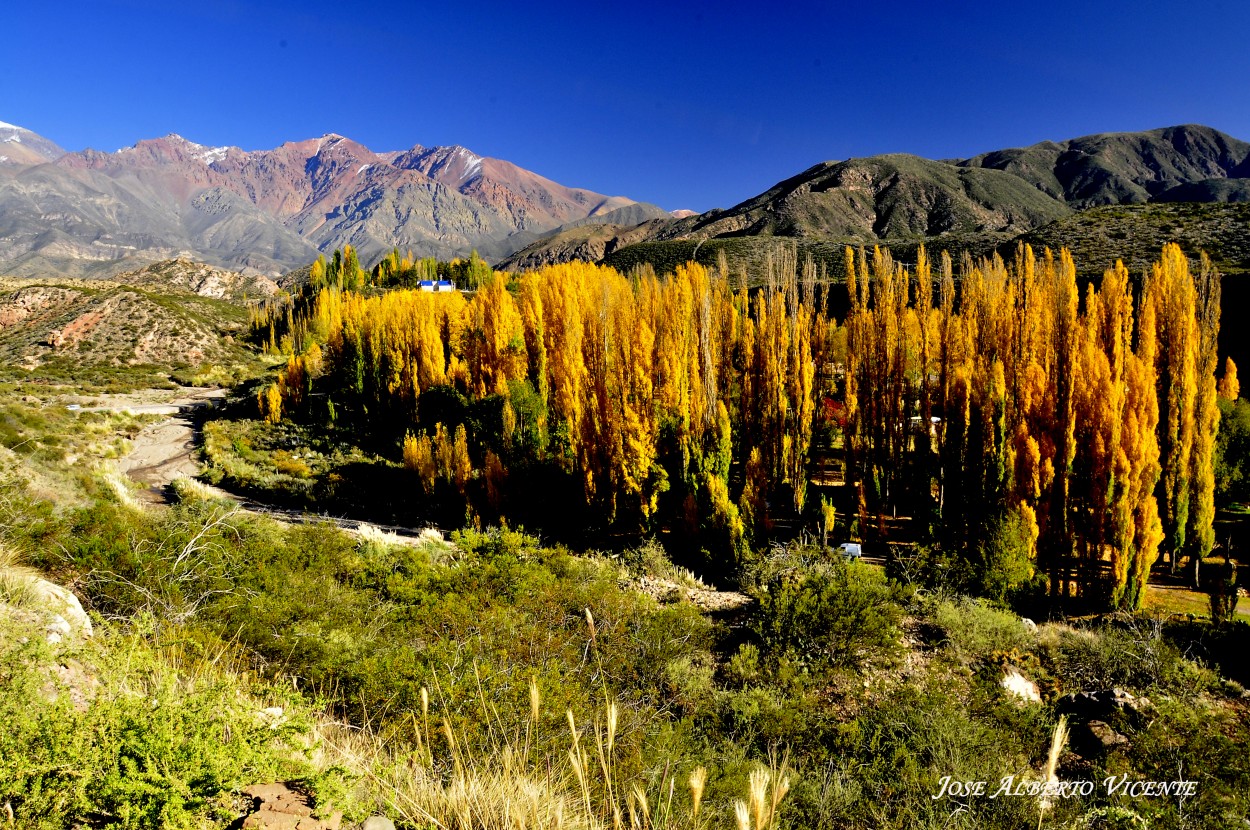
[0,263,257,371]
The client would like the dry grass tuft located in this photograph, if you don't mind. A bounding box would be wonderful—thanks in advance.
[311,674,793,830]
[0,543,41,607]
[688,766,707,821]
[169,475,229,505]
[98,466,145,512]
[355,523,408,548]
[1038,715,1068,827]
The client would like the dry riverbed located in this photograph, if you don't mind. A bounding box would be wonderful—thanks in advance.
[72,387,225,502]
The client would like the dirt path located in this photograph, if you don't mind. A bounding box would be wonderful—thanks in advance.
[118,417,203,502]
[99,388,224,502]
[109,389,449,546]
[70,385,227,416]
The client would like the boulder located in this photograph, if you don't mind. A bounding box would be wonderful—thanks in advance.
[1056,688,1147,721]
[360,818,396,830]
[1001,666,1042,703]
[1072,720,1130,755]
[241,783,341,830]
[2,575,92,645]
[28,579,93,640]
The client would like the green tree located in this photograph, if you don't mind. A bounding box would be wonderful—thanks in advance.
[1215,395,1250,506]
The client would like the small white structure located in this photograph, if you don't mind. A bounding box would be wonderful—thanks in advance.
[418,279,456,293]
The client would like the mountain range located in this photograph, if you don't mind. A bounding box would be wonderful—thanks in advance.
[1,122,1248,279]
[0,122,669,277]
[503,124,1250,271]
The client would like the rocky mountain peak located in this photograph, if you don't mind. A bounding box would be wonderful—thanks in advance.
[0,121,66,166]
[0,119,639,277]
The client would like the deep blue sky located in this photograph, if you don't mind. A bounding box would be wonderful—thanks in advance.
[3,0,1248,212]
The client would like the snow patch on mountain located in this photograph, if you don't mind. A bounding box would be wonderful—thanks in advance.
[0,120,25,131]
[195,146,230,164]
[458,149,483,180]
[317,134,344,153]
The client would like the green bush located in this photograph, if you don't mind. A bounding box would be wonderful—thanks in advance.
[1038,617,1216,696]
[754,558,904,671]
[816,678,1051,829]
[0,619,329,830]
[1114,694,1250,828]
[931,596,1034,660]
[1209,559,1239,625]
[725,642,762,687]
[1215,395,1250,505]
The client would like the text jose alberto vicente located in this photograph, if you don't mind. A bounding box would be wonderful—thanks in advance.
[934,775,1197,800]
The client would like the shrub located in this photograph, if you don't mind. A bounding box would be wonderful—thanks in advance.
[271,449,313,478]
[820,678,1050,829]
[725,643,762,687]
[930,596,1034,660]
[754,558,904,671]
[1208,559,1239,625]
[1037,617,1214,695]
[0,618,330,830]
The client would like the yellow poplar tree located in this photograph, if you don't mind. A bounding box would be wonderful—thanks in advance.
[1219,357,1240,401]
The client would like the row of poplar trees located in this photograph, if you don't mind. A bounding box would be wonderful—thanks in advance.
[844,243,1221,608]
[254,248,824,567]
[252,242,1223,609]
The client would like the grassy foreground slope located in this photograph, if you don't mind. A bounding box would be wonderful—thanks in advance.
[2,388,1250,829]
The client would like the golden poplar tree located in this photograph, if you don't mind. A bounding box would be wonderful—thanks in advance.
[1145,244,1200,574]
[1219,357,1240,401]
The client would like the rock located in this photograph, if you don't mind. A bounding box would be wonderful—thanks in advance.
[2,574,92,645]
[44,614,72,644]
[1021,617,1038,633]
[1108,687,1137,708]
[28,579,92,639]
[360,818,396,830]
[1056,688,1147,721]
[1072,720,1130,755]
[1057,749,1096,780]
[255,706,286,728]
[1001,666,1042,703]
[241,783,341,830]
